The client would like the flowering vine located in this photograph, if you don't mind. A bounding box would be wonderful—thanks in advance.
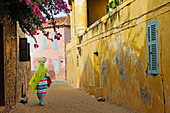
[1,0,71,48]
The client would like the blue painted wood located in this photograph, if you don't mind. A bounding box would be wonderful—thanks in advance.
[52,34,58,50]
[42,35,46,50]
[147,19,159,76]
[54,59,59,72]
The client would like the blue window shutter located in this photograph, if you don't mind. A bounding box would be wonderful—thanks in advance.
[147,19,159,75]
[52,34,58,50]
[32,65,35,69]
[54,59,59,72]
[28,37,33,51]
[42,35,46,50]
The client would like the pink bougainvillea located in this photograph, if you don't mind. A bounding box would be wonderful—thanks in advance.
[17,0,71,48]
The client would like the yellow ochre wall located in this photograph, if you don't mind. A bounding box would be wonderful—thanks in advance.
[87,0,109,26]
[66,0,170,113]
[70,0,74,38]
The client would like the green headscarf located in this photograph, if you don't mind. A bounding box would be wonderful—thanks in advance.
[29,62,48,94]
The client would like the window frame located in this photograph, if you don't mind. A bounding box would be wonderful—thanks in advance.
[42,35,47,50]
[19,38,30,62]
[147,19,159,76]
[54,59,59,72]
[52,34,58,50]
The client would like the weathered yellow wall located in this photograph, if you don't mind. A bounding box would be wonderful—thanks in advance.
[70,2,73,38]
[87,0,109,26]
[161,9,170,113]
[66,0,170,113]
[75,0,87,35]
[70,0,75,38]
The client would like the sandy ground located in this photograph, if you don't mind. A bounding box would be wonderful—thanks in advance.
[10,81,134,113]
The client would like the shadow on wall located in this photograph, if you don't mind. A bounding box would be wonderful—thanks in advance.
[79,55,97,91]
[99,37,114,100]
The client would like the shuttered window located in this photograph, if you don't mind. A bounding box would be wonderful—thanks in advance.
[19,38,30,61]
[42,35,46,50]
[54,59,59,72]
[52,34,58,50]
[147,19,159,75]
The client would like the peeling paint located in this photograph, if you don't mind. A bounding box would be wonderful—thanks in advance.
[112,90,115,98]
[119,58,127,84]
[140,87,151,106]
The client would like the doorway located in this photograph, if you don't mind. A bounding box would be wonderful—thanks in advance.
[0,24,5,106]
[93,51,100,87]
[87,0,109,27]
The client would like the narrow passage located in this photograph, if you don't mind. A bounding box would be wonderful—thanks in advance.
[10,81,133,113]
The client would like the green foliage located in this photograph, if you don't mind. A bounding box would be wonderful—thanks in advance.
[108,0,119,9]
[115,0,119,5]
[108,1,115,8]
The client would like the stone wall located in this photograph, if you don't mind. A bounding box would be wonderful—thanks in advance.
[0,10,31,112]
[3,16,17,113]
[16,23,31,100]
